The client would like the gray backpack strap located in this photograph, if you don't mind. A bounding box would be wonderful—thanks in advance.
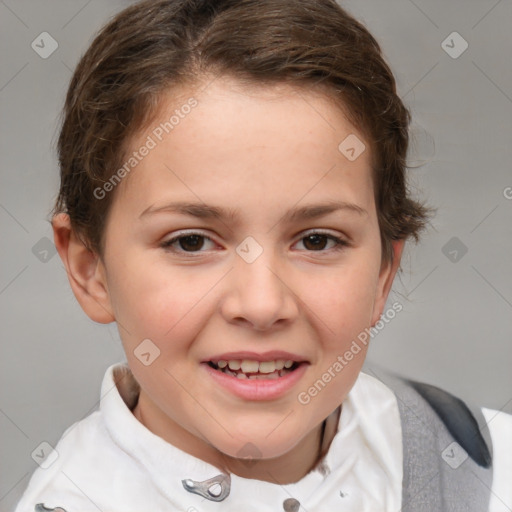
[364,367,493,512]
[407,380,493,467]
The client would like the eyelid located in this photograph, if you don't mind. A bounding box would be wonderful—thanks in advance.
[299,228,348,240]
[160,230,218,253]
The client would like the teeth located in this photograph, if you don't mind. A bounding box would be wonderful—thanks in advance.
[240,360,260,373]
[228,360,241,370]
[214,358,298,376]
[257,361,276,374]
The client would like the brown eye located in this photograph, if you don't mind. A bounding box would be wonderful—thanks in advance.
[160,232,216,253]
[302,234,328,251]
[176,235,205,252]
[295,232,348,252]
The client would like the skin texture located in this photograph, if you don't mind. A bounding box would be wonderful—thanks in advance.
[53,76,404,484]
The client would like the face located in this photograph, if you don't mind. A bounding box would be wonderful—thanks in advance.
[89,76,400,470]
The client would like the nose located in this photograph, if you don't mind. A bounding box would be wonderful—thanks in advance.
[220,246,299,331]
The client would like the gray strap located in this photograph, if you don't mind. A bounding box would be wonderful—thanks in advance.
[408,379,492,467]
[364,366,493,512]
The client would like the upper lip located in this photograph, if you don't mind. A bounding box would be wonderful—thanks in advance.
[202,350,308,363]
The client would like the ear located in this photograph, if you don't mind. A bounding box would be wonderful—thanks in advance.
[52,213,114,324]
[370,239,405,326]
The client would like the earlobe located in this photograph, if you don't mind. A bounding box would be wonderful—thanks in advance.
[371,239,405,326]
[52,213,115,324]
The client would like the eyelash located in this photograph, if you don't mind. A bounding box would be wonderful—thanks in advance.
[159,230,349,255]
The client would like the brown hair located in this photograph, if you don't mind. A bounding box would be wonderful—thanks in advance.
[55,0,431,263]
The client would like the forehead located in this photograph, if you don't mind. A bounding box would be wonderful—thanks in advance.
[113,76,375,222]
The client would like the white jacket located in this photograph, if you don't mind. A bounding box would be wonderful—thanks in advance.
[14,363,512,512]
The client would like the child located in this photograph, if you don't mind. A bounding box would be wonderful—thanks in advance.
[15,0,511,511]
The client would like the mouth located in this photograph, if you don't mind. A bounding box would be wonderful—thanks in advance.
[207,358,301,380]
[201,353,309,400]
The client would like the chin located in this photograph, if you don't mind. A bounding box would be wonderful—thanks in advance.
[206,426,307,463]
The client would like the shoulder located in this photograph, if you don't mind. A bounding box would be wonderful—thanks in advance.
[13,411,108,512]
[14,363,149,512]
[363,368,492,466]
[367,367,512,512]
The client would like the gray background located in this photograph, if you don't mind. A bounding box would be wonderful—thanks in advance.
[1,0,511,509]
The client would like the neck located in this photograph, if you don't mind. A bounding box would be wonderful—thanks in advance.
[219,421,324,483]
[132,390,340,484]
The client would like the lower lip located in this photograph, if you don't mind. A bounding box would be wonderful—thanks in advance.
[202,363,309,401]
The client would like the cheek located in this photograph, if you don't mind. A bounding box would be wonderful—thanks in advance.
[294,262,380,337]
[105,258,182,338]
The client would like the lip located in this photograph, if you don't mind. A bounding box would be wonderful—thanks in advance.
[201,360,309,401]
[202,350,307,363]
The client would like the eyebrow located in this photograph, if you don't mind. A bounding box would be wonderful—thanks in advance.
[139,200,368,223]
